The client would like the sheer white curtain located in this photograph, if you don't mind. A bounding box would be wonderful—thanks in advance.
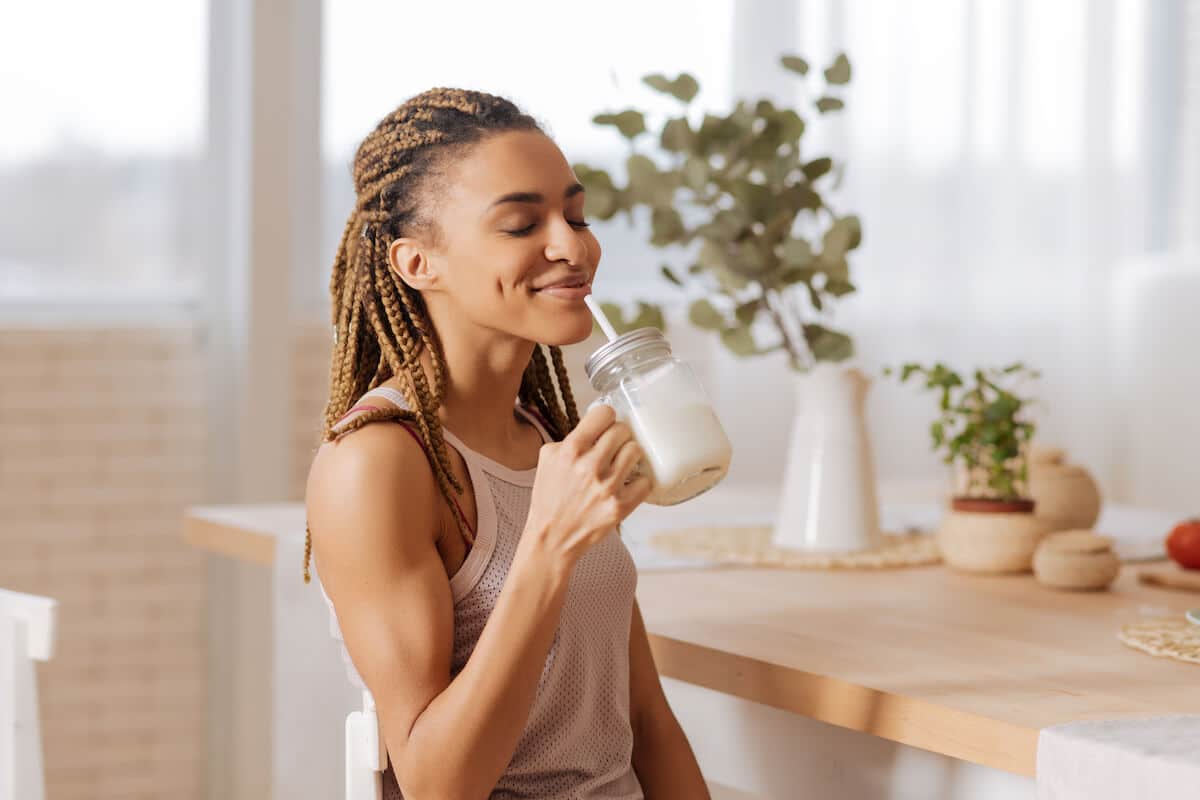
[714,0,1196,502]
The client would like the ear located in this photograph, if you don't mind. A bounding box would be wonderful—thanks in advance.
[388,238,438,292]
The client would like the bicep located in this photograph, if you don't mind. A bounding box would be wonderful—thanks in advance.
[307,428,454,769]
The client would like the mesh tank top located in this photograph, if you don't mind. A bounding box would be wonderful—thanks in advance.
[320,386,644,800]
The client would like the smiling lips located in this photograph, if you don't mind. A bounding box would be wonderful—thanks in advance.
[533,274,591,301]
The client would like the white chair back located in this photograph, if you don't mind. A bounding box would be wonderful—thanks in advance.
[345,689,388,800]
[0,588,58,800]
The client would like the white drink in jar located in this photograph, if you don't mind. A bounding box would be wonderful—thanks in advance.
[586,330,732,506]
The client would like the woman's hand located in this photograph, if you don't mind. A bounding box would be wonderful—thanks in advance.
[517,404,652,571]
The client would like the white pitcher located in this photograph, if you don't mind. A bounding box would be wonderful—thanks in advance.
[772,363,883,552]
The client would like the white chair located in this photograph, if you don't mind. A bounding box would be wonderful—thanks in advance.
[0,589,58,800]
[345,689,388,800]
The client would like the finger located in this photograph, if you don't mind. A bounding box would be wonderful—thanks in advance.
[592,421,635,466]
[616,474,654,511]
[565,403,616,450]
[605,438,644,482]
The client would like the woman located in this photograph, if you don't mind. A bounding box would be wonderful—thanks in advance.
[305,88,710,799]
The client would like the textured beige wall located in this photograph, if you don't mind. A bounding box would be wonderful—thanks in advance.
[289,323,334,501]
[0,326,208,800]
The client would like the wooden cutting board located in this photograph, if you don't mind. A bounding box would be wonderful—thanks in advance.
[1139,563,1200,593]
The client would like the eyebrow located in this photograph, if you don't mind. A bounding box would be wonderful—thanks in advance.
[488,182,585,210]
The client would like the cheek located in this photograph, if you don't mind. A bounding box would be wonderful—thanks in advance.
[585,232,602,269]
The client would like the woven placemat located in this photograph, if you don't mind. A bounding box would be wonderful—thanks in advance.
[1118,618,1200,665]
[648,526,940,569]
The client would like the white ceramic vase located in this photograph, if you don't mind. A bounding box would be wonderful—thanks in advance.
[772,363,883,553]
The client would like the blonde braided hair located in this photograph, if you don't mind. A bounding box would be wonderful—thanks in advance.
[304,88,581,583]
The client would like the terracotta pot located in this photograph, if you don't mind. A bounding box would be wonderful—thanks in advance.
[1033,530,1121,591]
[1028,446,1102,532]
[937,498,1052,574]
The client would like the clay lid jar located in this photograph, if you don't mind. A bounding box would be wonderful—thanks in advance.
[1033,530,1120,590]
[1028,446,1102,532]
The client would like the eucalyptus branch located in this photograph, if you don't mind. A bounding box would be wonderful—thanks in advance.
[575,54,860,369]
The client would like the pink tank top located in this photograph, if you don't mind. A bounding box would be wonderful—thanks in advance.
[321,386,644,799]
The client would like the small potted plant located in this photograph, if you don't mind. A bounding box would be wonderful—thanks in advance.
[889,362,1050,573]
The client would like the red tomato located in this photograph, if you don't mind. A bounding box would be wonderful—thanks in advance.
[1166,520,1200,570]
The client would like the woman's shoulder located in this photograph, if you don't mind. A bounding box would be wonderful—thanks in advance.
[306,412,440,554]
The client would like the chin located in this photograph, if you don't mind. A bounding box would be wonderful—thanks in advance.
[533,309,596,347]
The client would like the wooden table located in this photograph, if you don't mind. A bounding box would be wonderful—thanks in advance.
[185,502,1198,781]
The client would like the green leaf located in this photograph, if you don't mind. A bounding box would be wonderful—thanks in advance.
[660,117,694,152]
[696,113,743,151]
[735,299,762,326]
[682,157,709,191]
[650,206,686,246]
[816,256,854,284]
[781,182,822,212]
[720,325,759,357]
[642,73,700,103]
[807,283,824,311]
[672,73,700,102]
[626,154,672,205]
[779,237,814,266]
[779,266,816,285]
[732,240,770,275]
[689,298,725,330]
[595,301,666,336]
[642,74,675,95]
[660,264,684,287]
[573,164,621,218]
[713,265,750,290]
[822,215,863,255]
[628,302,666,332]
[780,55,810,75]
[697,240,729,271]
[824,53,852,85]
[776,110,806,142]
[731,180,774,221]
[802,157,833,181]
[594,110,646,138]
[815,97,845,114]
[825,279,857,297]
[574,164,616,191]
[802,324,855,362]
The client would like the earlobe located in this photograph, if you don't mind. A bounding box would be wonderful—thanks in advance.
[388,238,436,291]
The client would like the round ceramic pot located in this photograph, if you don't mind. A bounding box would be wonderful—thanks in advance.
[936,498,1052,574]
[1028,446,1102,532]
[1033,530,1121,591]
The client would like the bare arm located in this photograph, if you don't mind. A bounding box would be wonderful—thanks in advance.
[308,406,651,800]
[628,600,710,800]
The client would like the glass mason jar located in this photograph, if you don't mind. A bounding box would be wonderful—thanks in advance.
[585,328,732,505]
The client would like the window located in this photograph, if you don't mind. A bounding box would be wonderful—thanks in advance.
[317,0,736,309]
[0,1,208,307]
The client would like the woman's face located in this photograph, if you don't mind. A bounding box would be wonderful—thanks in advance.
[397,130,602,347]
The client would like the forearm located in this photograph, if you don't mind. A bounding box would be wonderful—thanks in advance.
[632,704,710,800]
[400,549,572,799]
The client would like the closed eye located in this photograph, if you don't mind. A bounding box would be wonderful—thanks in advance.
[504,219,591,238]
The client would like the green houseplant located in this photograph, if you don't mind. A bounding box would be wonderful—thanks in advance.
[575,53,861,371]
[888,362,1051,574]
[889,362,1040,501]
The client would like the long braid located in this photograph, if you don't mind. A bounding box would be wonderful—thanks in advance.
[365,232,464,497]
[306,87,579,584]
[530,345,570,438]
[550,346,580,429]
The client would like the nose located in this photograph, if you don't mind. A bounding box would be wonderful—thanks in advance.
[543,218,589,267]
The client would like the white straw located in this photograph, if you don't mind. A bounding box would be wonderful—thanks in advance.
[585,295,619,341]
